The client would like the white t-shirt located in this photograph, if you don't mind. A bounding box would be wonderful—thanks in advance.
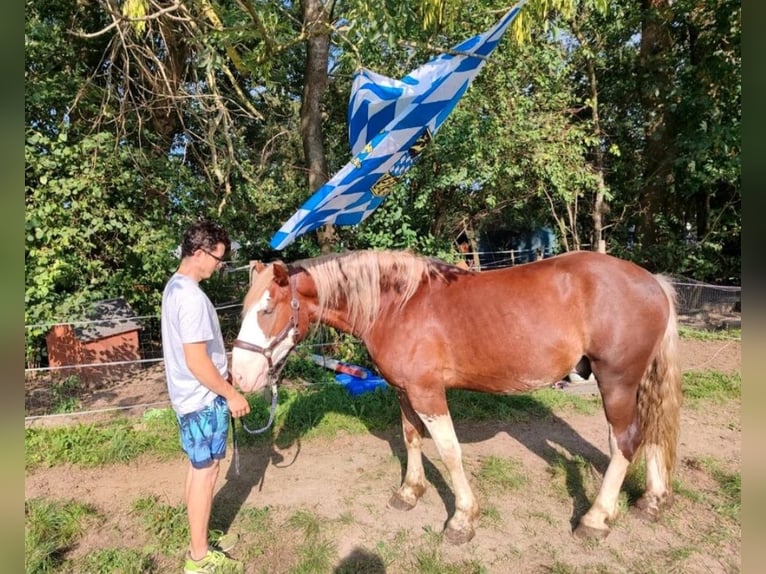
[161,273,228,415]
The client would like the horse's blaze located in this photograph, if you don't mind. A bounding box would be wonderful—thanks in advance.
[231,291,272,392]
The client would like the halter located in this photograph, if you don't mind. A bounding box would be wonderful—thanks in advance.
[231,274,301,438]
[233,274,301,374]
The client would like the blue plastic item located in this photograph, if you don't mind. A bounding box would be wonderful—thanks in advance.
[335,368,388,396]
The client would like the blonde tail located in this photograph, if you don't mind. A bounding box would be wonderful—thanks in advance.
[636,274,683,487]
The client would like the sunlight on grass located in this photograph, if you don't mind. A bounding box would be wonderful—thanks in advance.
[25,411,180,471]
[68,548,157,574]
[682,371,741,404]
[546,451,602,517]
[479,503,503,528]
[25,498,99,574]
[132,495,189,554]
[373,529,410,567]
[679,326,741,341]
[411,536,488,574]
[286,509,337,574]
[697,456,741,520]
[475,456,528,495]
[287,509,323,539]
[448,388,600,423]
[293,537,336,574]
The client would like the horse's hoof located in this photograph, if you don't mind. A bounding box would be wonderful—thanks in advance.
[630,500,660,522]
[630,505,659,522]
[444,524,475,545]
[573,523,610,540]
[387,493,417,511]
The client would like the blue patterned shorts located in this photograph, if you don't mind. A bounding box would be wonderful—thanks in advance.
[177,395,230,469]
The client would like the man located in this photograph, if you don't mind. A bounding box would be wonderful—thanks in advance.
[161,220,250,574]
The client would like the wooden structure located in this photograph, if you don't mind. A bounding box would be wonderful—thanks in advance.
[46,298,142,384]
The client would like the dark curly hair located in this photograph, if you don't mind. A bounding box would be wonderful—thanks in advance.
[180,220,231,258]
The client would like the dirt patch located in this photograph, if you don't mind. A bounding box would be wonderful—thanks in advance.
[25,338,741,573]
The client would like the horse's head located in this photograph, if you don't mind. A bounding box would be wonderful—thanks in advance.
[231,261,301,392]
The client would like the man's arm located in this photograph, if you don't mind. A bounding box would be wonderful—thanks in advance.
[183,342,251,418]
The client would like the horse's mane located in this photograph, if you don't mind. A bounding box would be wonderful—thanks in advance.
[295,250,444,333]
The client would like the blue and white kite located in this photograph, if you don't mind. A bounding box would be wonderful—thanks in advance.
[270,0,529,250]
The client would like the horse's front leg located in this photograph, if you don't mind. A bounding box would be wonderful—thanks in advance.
[415,398,479,545]
[388,390,428,511]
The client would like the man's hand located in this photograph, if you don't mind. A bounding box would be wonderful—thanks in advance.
[226,390,251,418]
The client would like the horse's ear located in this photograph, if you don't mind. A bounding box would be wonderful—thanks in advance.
[252,260,266,273]
[272,261,290,286]
[249,260,265,286]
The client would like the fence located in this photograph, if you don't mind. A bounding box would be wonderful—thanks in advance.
[24,259,740,423]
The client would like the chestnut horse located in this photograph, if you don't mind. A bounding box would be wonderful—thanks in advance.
[231,250,681,544]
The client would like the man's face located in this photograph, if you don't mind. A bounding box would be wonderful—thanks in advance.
[197,243,227,279]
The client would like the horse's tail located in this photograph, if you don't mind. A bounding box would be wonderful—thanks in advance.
[636,274,683,487]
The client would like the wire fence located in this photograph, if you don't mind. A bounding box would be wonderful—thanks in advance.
[24,255,741,423]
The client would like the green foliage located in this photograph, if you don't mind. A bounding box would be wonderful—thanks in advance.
[682,371,740,403]
[25,414,179,470]
[411,535,487,574]
[286,509,337,574]
[474,456,528,494]
[698,457,741,520]
[675,455,740,522]
[66,548,157,574]
[25,0,741,355]
[25,498,99,574]
[132,495,189,553]
[593,0,740,280]
[50,376,83,414]
[679,326,741,341]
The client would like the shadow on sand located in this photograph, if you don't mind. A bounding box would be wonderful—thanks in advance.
[210,383,611,543]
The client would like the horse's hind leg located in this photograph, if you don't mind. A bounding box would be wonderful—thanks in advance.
[575,377,642,539]
[575,422,632,539]
[388,390,428,511]
[632,444,673,521]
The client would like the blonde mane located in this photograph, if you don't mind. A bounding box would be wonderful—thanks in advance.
[296,250,441,333]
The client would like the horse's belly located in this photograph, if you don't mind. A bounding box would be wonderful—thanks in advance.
[445,366,561,394]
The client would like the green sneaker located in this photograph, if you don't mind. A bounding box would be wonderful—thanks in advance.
[209,529,239,552]
[184,549,243,574]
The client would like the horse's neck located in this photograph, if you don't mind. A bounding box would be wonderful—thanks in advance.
[294,272,360,337]
[314,307,359,336]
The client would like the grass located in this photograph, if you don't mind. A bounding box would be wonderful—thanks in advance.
[474,455,528,494]
[25,353,741,574]
[64,549,157,574]
[50,376,83,414]
[25,498,99,574]
[286,509,336,574]
[25,409,180,470]
[546,452,601,514]
[411,538,488,574]
[25,369,603,470]
[681,456,741,521]
[682,371,741,404]
[679,326,741,341]
[132,495,190,553]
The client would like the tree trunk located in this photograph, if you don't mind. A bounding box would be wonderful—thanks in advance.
[300,0,334,253]
[638,0,676,248]
[581,34,608,254]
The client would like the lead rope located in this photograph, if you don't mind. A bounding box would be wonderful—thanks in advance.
[231,381,280,476]
[230,275,299,475]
